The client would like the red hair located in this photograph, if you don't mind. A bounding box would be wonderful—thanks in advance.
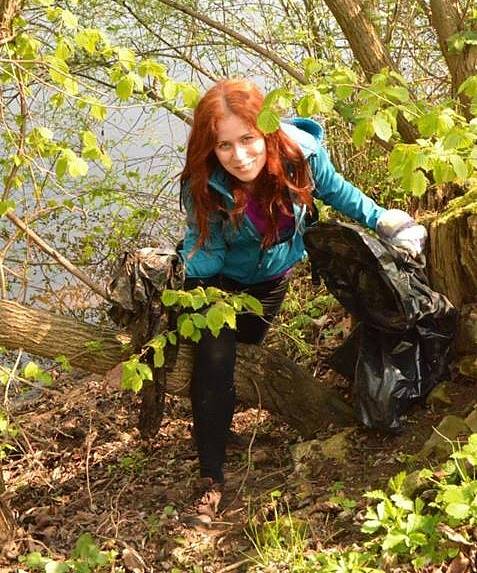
[181,79,313,248]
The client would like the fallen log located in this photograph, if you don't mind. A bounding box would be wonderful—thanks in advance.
[0,299,353,437]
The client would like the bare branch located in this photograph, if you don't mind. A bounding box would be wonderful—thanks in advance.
[155,0,307,84]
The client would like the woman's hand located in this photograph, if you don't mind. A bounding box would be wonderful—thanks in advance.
[376,209,427,258]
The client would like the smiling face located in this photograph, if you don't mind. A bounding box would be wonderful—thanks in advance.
[214,114,267,185]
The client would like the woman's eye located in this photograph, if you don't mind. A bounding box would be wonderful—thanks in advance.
[217,142,231,150]
[242,136,254,143]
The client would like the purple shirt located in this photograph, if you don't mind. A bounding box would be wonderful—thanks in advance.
[245,195,295,238]
[245,195,295,279]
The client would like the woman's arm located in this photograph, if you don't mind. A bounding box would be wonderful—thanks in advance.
[308,147,385,230]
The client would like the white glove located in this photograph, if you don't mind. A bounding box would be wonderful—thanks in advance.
[376,209,427,258]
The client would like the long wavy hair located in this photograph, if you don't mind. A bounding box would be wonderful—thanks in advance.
[181,79,313,248]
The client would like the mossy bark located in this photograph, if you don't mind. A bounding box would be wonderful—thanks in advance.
[427,189,477,308]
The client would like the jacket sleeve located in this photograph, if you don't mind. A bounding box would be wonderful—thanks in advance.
[308,146,386,230]
[178,187,227,279]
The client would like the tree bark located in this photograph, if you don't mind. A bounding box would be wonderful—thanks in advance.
[0,0,22,44]
[427,191,477,308]
[323,0,419,143]
[0,300,353,437]
[429,0,477,118]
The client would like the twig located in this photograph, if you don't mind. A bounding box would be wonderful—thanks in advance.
[216,558,252,573]
[5,211,111,301]
[228,378,262,507]
[3,348,22,407]
[85,414,98,511]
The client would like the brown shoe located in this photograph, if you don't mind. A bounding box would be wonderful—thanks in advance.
[183,477,224,527]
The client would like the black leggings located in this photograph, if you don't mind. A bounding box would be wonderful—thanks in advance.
[188,274,290,483]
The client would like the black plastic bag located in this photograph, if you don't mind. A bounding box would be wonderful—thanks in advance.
[304,221,458,432]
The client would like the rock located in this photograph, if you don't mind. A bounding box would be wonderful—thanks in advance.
[122,547,146,573]
[402,470,429,498]
[455,304,477,355]
[419,415,470,460]
[456,355,477,380]
[321,429,353,462]
[465,407,477,433]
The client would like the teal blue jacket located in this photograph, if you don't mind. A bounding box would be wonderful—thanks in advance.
[179,118,386,284]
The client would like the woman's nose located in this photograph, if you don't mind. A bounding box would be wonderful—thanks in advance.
[232,144,247,161]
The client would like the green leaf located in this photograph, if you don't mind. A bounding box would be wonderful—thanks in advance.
[161,290,178,306]
[75,28,104,55]
[458,75,477,98]
[191,313,207,329]
[402,169,428,197]
[449,154,468,179]
[45,55,69,86]
[433,160,456,184]
[257,109,280,134]
[218,302,236,329]
[0,199,15,216]
[23,361,40,379]
[382,532,408,551]
[445,502,470,520]
[137,59,167,80]
[60,9,78,29]
[181,84,200,108]
[115,46,136,71]
[82,130,97,148]
[90,102,106,120]
[241,294,263,315]
[383,85,409,102]
[352,118,373,147]
[179,317,194,338]
[44,560,69,573]
[443,127,475,150]
[206,305,225,333]
[390,493,414,511]
[372,112,393,142]
[297,94,317,117]
[162,80,178,100]
[116,75,135,100]
[57,149,88,178]
[167,332,177,345]
[448,31,477,53]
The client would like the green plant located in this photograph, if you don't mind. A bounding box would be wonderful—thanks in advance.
[328,481,358,511]
[19,532,117,572]
[120,286,263,392]
[246,491,311,572]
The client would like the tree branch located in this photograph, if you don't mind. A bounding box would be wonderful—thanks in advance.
[5,211,111,302]
[155,0,307,84]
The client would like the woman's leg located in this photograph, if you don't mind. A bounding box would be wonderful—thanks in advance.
[190,325,236,484]
[190,274,290,483]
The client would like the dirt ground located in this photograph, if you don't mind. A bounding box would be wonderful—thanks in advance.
[1,345,476,572]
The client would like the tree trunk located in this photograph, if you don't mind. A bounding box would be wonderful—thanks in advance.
[454,303,477,380]
[427,190,477,308]
[429,0,477,118]
[0,300,353,437]
[323,0,419,143]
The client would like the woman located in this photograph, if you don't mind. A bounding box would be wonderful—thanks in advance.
[179,79,426,524]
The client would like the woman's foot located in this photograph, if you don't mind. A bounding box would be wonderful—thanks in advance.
[182,477,224,527]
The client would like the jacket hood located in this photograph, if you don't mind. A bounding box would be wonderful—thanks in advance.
[280,118,324,158]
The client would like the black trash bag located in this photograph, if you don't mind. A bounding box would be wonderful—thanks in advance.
[107,246,184,438]
[304,221,459,432]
